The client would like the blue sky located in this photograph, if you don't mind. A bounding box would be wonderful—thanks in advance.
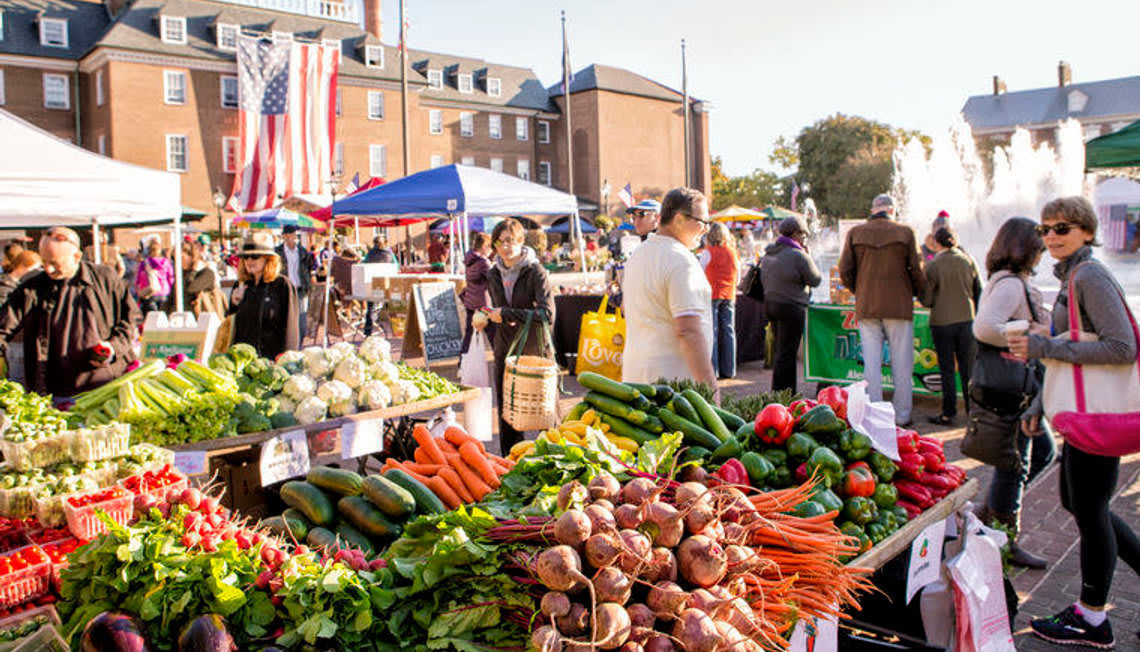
[378,0,1140,177]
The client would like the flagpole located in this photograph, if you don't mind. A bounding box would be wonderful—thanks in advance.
[561,10,573,198]
[682,39,691,187]
[400,0,411,178]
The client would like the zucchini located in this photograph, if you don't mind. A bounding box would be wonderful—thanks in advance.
[281,508,312,539]
[657,408,722,450]
[641,413,665,434]
[362,475,415,519]
[584,391,649,426]
[578,372,641,402]
[625,383,657,399]
[668,395,701,424]
[334,522,376,556]
[712,406,747,431]
[652,385,675,405]
[383,468,447,515]
[632,395,654,412]
[260,516,293,539]
[338,495,402,539]
[596,413,656,445]
[280,481,335,526]
[306,527,339,550]
[565,402,589,422]
[680,446,711,465]
[682,389,734,444]
[306,466,364,497]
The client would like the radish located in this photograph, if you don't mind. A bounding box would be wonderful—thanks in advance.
[614,504,643,530]
[671,608,719,652]
[555,509,593,549]
[646,581,687,620]
[644,634,677,652]
[558,481,589,512]
[621,478,658,506]
[589,473,621,502]
[677,535,727,589]
[542,592,572,619]
[626,603,656,644]
[179,487,203,510]
[536,546,592,592]
[644,502,684,548]
[532,625,562,652]
[594,567,633,604]
[556,603,590,637]
[643,547,678,584]
[593,602,632,649]
[585,504,618,533]
[617,530,651,575]
[585,532,623,569]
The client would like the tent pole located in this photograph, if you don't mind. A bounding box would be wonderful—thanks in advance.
[91,219,102,264]
[174,214,184,313]
[324,192,336,346]
[575,211,587,273]
[354,216,360,246]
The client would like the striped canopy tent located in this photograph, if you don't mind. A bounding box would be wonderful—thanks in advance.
[711,205,766,222]
[232,207,325,232]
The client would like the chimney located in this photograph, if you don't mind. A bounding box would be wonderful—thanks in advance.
[363,0,381,40]
[1058,60,1072,87]
[105,0,130,18]
[992,75,1007,96]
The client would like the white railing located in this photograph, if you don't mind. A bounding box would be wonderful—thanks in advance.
[219,0,358,22]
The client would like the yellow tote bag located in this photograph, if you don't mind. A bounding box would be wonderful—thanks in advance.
[574,294,626,380]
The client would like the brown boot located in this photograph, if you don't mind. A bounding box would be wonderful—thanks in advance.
[992,510,1048,570]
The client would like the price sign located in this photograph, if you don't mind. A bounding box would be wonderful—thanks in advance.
[259,430,310,486]
[173,450,208,476]
[342,418,384,460]
[906,518,948,603]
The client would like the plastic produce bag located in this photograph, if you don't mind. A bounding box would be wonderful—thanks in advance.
[459,332,491,388]
[574,294,625,381]
[947,510,1014,652]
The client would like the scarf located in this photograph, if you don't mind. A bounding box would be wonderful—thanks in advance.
[776,235,803,250]
[495,246,537,304]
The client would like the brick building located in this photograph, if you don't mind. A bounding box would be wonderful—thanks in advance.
[0,0,711,236]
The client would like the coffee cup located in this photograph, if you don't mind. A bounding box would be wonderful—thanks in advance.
[1002,319,1029,336]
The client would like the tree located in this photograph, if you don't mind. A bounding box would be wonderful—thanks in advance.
[769,136,799,170]
[711,157,780,211]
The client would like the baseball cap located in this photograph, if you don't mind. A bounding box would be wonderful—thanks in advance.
[626,199,661,215]
[871,194,895,214]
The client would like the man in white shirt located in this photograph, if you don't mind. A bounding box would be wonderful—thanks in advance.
[621,187,718,401]
[275,225,313,341]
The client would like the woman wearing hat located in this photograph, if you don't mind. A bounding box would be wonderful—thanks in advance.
[229,232,299,359]
[761,216,822,392]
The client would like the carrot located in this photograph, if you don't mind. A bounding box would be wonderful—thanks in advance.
[402,462,444,476]
[459,442,501,489]
[413,447,432,465]
[439,467,475,503]
[451,457,492,501]
[381,458,397,472]
[413,425,447,465]
[490,461,509,476]
[436,438,459,456]
[392,461,434,486]
[425,476,462,509]
[444,425,486,455]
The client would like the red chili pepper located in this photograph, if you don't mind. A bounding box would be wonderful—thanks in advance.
[754,403,794,445]
[715,459,749,486]
[816,386,849,420]
[788,398,818,420]
[921,451,945,472]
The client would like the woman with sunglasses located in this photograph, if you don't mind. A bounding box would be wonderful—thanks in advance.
[1008,197,1140,648]
[229,232,299,360]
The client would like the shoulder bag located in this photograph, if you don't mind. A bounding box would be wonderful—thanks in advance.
[740,262,764,302]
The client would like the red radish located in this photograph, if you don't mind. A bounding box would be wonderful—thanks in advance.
[671,608,719,652]
[200,496,219,514]
[369,559,386,571]
[555,509,593,549]
[593,567,633,604]
[621,478,658,507]
[593,602,632,649]
[644,634,676,652]
[532,625,562,652]
[255,570,273,589]
[646,581,687,620]
[643,502,684,548]
[181,531,200,548]
[558,482,589,512]
[536,546,592,593]
[585,532,622,569]
[541,592,571,619]
[677,535,727,589]
[556,603,590,637]
[179,488,202,510]
[626,604,656,644]
[585,504,617,533]
[617,530,651,575]
[643,548,678,584]
[589,473,621,502]
[133,494,158,513]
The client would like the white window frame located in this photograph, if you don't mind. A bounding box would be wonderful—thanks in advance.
[220,75,237,109]
[367,91,385,120]
[488,114,502,140]
[334,142,344,176]
[365,45,383,68]
[538,161,551,186]
[322,38,342,62]
[487,77,501,97]
[461,156,475,166]
[39,17,68,48]
[460,112,473,137]
[429,109,443,135]
[458,73,472,94]
[0,12,5,42]
[517,158,530,181]
[166,134,188,172]
[216,23,238,51]
[369,144,387,177]
[222,136,237,173]
[490,157,503,173]
[163,70,187,105]
[538,120,551,144]
[430,155,445,169]
[427,69,442,89]
[516,116,528,141]
[97,134,106,155]
[42,73,69,110]
[160,16,186,45]
[0,70,5,106]
[335,87,342,116]
[95,69,104,106]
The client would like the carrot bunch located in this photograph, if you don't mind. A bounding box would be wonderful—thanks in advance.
[381,424,514,510]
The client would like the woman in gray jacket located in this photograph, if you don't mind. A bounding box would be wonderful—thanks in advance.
[760,216,821,392]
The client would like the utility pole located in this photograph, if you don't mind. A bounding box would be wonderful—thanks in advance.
[682,39,691,187]
[562,10,574,198]
[400,0,411,177]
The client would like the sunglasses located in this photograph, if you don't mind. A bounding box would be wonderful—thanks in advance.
[1036,222,1079,236]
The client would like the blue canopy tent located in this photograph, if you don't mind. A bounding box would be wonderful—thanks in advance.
[547,215,597,234]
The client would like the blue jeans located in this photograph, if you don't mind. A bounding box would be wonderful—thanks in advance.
[858,318,914,424]
[987,426,1057,514]
[711,299,736,378]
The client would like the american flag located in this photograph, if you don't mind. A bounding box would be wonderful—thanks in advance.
[618,183,633,208]
[790,180,800,211]
[345,172,361,194]
[230,35,339,212]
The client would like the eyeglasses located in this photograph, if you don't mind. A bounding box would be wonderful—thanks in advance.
[496,238,523,246]
[682,212,712,226]
[1036,222,1078,236]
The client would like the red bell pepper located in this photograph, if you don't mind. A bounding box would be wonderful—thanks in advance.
[715,459,749,486]
[917,437,944,455]
[895,479,935,508]
[788,398,818,420]
[841,464,877,498]
[920,471,957,491]
[921,451,945,472]
[896,498,922,519]
[754,403,794,445]
[896,428,919,454]
[897,453,925,481]
[816,386,848,421]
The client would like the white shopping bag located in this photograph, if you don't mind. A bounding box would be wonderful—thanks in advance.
[459,332,492,388]
[462,387,494,444]
[845,381,900,460]
[947,510,1014,652]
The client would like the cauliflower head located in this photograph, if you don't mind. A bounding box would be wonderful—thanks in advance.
[282,374,317,402]
[275,350,306,375]
[368,360,401,385]
[332,356,368,389]
[294,396,328,425]
[331,341,358,360]
[316,379,353,405]
[390,379,421,405]
[302,346,334,378]
[357,380,392,411]
[275,394,297,414]
[359,335,392,365]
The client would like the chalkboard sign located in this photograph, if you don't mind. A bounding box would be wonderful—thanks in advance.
[404,282,464,364]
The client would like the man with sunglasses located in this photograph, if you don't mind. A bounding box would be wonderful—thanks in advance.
[838,194,925,426]
[627,199,662,239]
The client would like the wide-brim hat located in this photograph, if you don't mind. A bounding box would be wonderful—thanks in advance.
[240,231,277,257]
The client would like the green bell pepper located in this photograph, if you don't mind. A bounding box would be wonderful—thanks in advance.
[876,510,899,533]
[768,466,793,489]
[872,483,898,509]
[711,435,744,462]
[838,521,865,539]
[837,429,873,461]
[792,500,827,518]
[785,432,821,461]
[796,404,847,440]
[811,487,844,513]
[803,446,844,488]
[867,450,898,483]
[741,451,775,485]
[865,522,888,544]
[762,449,788,467]
[841,496,879,525]
[889,505,910,524]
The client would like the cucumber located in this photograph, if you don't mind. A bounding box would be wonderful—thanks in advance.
[680,446,711,465]
[281,508,312,539]
[712,406,747,431]
[383,468,447,515]
[306,466,364,497]
[280,481,335,526]
[596,413,656,445]
[682,389,734,444]
[641,413,665,434]
[306,527,339,550]
[584,391,649,426]
[338,495,402,539]
[668,395,701,424]
[260,516,293,539]
[631,395,654,412]
[657,408,722,450]
[334,522,376,556]
[362,475,415,519]
[577,372,641,402]
[625,383,657,399]
[565,402,589,422]
[652,385,675,405]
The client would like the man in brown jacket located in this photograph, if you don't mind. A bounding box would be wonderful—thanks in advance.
[838,194,925,426]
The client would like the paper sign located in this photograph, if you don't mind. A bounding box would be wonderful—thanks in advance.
[906,518,948,603]
[173,450,208,476]
[788,611,838,652]
[259,430,311,486]
[342,418,384,460]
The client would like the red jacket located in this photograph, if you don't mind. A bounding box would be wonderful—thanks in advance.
[704,245,739,301]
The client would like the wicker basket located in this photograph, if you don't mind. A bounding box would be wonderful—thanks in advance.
[502,354,560,431]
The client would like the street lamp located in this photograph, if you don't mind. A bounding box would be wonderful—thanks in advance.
[601,180,611,219]
[212,189,226,244]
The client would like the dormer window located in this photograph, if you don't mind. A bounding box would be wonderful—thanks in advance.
[487,77,501,97]
[39,17,68,48]
[427,69,442,89]
[1068,89,1089,114]
[216,23,237,51]
[160,16,186,44]
[365,45,383,68]
[0,12,6,42]
[458,74,472,94]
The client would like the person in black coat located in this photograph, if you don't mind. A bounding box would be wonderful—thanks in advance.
[275,225,315,342]
[477,219,556,455]
[232,232,299,360]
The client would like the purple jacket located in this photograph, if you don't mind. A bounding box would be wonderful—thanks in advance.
[136,256,174,297]
[463,250,492,311]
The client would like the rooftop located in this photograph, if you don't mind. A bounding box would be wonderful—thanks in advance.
[962,75,1140,131]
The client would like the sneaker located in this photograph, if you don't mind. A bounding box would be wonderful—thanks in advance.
[1031,606,1114,649]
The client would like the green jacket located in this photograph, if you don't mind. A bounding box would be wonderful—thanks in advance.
[920,247,981,326]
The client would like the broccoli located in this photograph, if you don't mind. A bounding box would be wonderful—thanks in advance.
[228,343,259,371]
[270,411,299,429]
[237,413,273,434]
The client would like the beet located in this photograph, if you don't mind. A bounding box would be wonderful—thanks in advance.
[613,504,643,530]
[725,545,762,577]
[620,642,645,652]
[643,547,678,584]
[533,625,562,652]
[643,502,683,548]
[555,509,593,548]
[537,545,590,592]
[81,612,151,652]
[722,522,749,545]
[672,608,719,652]
[714,621,748,652]
[617,530,651,575]
[687,589,725,616]
[557,603,590,637]
[682,500,717,536]
[589,473,621,502]
[593,602,632,649]
[715,488,757,525]
[586,532,623,568]
[626,604,656,645]
[677,464,708,484]
[644,634,677,652]
[677,535,727,589]
[646,581,687,620]
[177,614,237,652]
[585,504,618,533]
[674,482,711,510]
[542,592,572,619]
[593,499,616,512]
[594,567,633,604]
[621,478,658,506]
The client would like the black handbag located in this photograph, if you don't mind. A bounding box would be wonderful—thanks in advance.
[969,277,1042,413]
[961,404,1022,472]
[740,263,765,302]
